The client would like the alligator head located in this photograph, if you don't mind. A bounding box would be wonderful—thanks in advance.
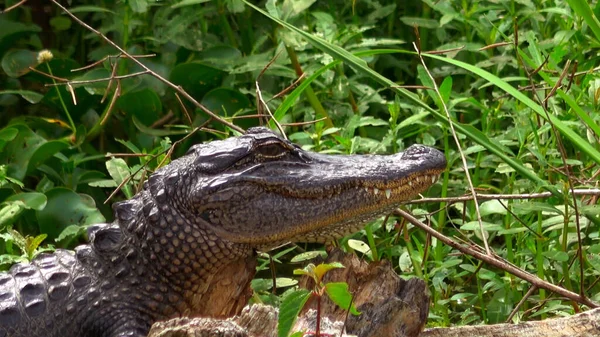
[127,127,446,254]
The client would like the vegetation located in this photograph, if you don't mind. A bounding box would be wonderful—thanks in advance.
[2,0,600,330]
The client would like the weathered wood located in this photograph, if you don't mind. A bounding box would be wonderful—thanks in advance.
[421,307,600,337]
[299,249,429,337]
[149,249,429,337]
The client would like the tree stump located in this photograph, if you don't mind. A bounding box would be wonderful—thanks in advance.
[149,249,429,337]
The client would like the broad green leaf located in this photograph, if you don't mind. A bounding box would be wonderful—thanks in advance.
[479,200,507,217]
[324,282,360,315]
[105,158,133,199]
[290,251,327,263]
[49,17,72,31]
[0,203,24,227]
[27,140,69,175]
[278,289,311,337]
[1,49,38,77]
[129,0,149,13]
[169,62,226,99]
[116,88,162,126]
[71,68,111,96]
[542,250,569,262]
[171,0,211,8]
[347,239,371,254]
[0,90,43,104]
[313,262,345,281]
[460,221,503,232]
[1,124,47,180]
[6,192,47,211]
[68,5,116,13]
[36,188,105,241]
[56,224,85,242]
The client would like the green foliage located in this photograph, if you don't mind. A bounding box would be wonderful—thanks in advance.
[279,262,358,337]
[2,0,600,329]
[278,289,311,337]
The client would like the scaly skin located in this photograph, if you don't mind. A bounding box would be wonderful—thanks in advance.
[0,127,446,337]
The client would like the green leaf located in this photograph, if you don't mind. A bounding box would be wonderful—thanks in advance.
[1,124,47,181]
[169,62,226,99]
[68,5,116,13]
[71,68,111,96]
[313,262,345,281]
[6,192,47,211]
[201,87,251,116]
[26,234,48,259]
[0,202,24,227]
[290,251,327,263]
[129,0,149,13]
[278,289,311,337]
[566,0,600,41]
[1,49,38,77]
[0,90,43,104]
[170,0,211,9]
[324,282,360,315]
[105,158,133,199]
[36,188,105,241]
[542,250,569,262]
[27,140,69,175]
[56,224,85,242]
[116,88,162,126]
[347,239,371,254]
[49,17,72,31]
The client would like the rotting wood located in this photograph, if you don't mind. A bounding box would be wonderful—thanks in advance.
[421,308,600,337]
[149,249,429,337]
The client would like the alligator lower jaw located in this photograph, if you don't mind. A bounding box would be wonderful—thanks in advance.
[249,169,444,248]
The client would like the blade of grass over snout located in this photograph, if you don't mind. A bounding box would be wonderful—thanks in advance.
[243,1,557,195]
[424,53,600,167]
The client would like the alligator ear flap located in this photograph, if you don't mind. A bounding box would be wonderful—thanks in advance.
[89,224,123,253]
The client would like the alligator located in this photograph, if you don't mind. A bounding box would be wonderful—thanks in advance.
[0,127,446,337]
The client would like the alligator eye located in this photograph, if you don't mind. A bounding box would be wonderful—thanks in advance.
[256,143,288,158]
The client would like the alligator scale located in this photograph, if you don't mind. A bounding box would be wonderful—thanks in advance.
[0,127,446,337]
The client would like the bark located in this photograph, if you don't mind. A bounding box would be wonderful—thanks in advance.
[149,249,429,337]
[421,308,600,337]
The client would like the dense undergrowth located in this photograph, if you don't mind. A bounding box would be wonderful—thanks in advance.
[2,0,600,329]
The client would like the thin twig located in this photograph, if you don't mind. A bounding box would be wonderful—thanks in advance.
[50,0,244,134]
[406,189,600,204]
[395,209,598,308]
[256,52,286,137]
[46,71,151,86]
[1,0,27,13]
[412,26,491,256]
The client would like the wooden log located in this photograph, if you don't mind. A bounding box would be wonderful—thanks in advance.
[421,308,600,337]
[148,249,430,337]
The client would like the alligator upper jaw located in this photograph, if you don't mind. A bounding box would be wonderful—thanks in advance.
[198,145,446,247]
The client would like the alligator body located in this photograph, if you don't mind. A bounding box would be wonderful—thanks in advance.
[0,127,446,337]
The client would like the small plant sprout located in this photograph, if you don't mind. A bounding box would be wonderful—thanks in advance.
[278,262,360,337]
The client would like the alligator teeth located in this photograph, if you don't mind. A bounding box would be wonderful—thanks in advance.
[364,187,369,193]
[385,189,392,199]
[408,181,413,187]
[432,176,436,183]
[373,188,379,195]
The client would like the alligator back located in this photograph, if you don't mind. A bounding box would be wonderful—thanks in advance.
[0,222,156,337]
[0,249,94,337]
